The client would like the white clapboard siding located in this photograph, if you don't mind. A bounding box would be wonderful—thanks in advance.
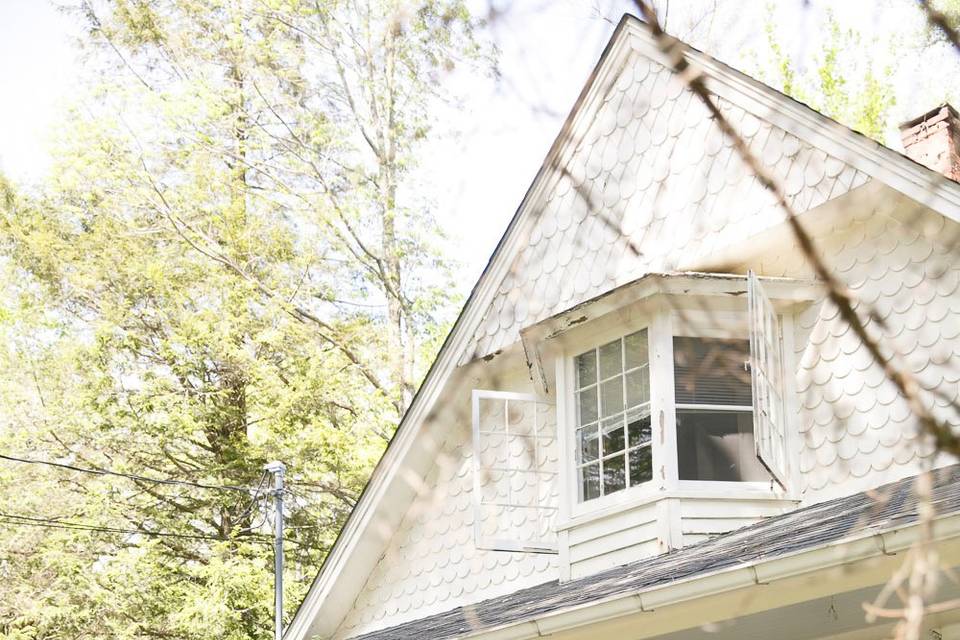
[679,497,797,544]
[562,500,661,580]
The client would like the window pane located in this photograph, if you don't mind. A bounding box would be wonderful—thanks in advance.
[576,350,597,389]
[601,416,625,456]
[600,376,624,417]
[624,330,648,370]
[603,454,626,495]
[578,426,599,463]
[673,337,752,406]
[477,397,505,433]
[578,389,598,425]
[507,400,534,435]
[580,463,601,501]
[629,446,652,486]
[627,407,652,447]
[676,409,768,481]
[626,367,649,408]
[598,339,622,380]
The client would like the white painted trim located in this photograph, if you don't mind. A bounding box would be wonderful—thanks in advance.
[674,480,785,498]
[287,14,960,637]
[455,511,960,640]
[621,20,960,223]
[650,307,677,493]
[520,272,820,351]
[556,356,573,525]
[558,528,572,583]
[780,313,803,500]
[555,486,796,533]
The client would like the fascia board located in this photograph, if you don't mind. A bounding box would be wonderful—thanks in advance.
[284,16,641,640]
[682,180,887,275]
[459,512,960,640]
[290,14,960,638]
[519,271,820,347]
[619,18,960,223]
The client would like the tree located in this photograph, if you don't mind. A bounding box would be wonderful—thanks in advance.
[754,8,896,142]
[0,1,481,638]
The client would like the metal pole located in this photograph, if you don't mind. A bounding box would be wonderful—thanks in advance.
[264,461,286,640]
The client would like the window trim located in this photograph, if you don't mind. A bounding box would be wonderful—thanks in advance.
[572,330,653,504]
[555,300,799,527]
[558,315,663,521]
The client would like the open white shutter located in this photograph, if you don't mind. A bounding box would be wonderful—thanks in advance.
[747,271,788,488]
[471,390,558,553]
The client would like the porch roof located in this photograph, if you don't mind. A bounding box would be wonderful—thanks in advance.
[351,464,960,640]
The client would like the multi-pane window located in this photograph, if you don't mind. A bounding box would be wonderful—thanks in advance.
[673,337,767,482]
[472,391,559,552]
[574,329,652,502]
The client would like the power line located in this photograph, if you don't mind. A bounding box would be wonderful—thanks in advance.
[0,511,274,545]
[234,470,268,522]
[0,453,250,493]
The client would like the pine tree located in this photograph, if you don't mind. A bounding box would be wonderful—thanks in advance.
[0,1,481,637]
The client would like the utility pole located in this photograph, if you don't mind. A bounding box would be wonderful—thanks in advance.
[264,461,286,640]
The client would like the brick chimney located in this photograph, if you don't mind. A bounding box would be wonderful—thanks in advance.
[899,104,960,182]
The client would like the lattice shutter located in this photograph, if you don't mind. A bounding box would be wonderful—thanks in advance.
[471,390,558,553]
[748,271,788,488]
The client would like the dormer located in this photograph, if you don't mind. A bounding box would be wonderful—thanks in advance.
[471,271,820,579]
[287,16,960,640]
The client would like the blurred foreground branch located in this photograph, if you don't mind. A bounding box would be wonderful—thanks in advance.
[629,2,958,638]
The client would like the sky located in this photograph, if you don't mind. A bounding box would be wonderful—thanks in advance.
[0,0,80,183]
[0,0,952,288]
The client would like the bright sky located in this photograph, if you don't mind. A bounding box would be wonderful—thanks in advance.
[0,0,953,289]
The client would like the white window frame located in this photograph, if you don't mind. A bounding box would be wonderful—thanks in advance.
[669,310,782,493]
[554,298,799,526]
[471,389,559,554]
[557,315,666,521]
[570,328,654,506]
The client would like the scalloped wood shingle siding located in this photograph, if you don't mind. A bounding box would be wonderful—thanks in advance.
[330,49,960,640]
[791,205,960,501]
[333,417,558,639]
[461,53,868,365]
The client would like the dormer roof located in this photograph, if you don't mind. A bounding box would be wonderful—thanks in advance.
[285,14,960,640]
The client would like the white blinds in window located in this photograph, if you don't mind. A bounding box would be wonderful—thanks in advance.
[471,390,559,553]
[673,337,752,406]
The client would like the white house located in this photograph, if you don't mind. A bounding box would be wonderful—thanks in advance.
[287,15,960,640]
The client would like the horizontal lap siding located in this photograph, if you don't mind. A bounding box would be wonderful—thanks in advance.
[679,497,796,544]
[567,501,660,579]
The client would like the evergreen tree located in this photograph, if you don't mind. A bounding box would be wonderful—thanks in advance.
[0,1,480,638]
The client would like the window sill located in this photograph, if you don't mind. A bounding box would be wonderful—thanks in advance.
[556,481,798,532]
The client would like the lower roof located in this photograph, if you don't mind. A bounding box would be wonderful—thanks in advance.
[352,464,960,640]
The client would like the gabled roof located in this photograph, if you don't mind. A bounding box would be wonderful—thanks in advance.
[352,465,960,640]
[460,24,960,365]
[286,15,960,640]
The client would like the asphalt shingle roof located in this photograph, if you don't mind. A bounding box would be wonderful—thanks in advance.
[352,465,960,640]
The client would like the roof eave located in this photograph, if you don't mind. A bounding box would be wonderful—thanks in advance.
[284,14,641,640]
[454,512,960,640]
[288,14,960,639]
